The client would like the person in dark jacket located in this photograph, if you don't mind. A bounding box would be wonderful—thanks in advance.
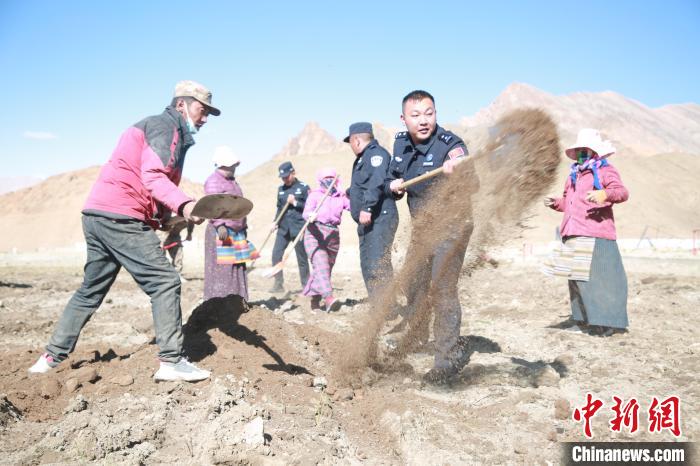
[345,122,398,297]
[269,161,310,293]
[386,90,475,384]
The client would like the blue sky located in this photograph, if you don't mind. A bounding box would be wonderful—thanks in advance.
[1,0,698,182]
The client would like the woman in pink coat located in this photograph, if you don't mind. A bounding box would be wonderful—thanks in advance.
[544,129,629,336]
[302,168,350,311]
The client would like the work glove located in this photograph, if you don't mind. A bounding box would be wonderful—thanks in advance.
[586,190,607,205]
[543,197,556,207]
[217,225,229,241]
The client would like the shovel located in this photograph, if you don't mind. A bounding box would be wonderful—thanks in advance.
[396,157,466,191]
[262,174,339,278]
[191,194,254,220]
[248,202,290,270]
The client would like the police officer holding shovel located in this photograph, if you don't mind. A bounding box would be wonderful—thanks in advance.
[269,162,310,293]
[386,90,475,384]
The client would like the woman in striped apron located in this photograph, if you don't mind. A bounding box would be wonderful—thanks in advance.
[543,129,630,336]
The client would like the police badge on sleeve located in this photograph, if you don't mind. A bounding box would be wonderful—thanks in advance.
[370,155,383,167]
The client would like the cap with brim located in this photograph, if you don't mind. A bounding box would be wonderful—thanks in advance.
[343,122,373,143]
[174,80,221,116]
[565,128,616,160]
[278,161,294,178]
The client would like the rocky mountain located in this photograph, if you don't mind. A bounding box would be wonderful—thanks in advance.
[1,83,698,254]
[460,82,700,156]
[275,122,345,159]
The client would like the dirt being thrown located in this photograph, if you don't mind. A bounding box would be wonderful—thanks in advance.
[334,108,561,383]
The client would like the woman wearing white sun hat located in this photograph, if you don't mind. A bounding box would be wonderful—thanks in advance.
[543,128,630,336]
[202,146,257,307]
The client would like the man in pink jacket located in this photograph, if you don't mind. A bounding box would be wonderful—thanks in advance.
[29,81,218,382]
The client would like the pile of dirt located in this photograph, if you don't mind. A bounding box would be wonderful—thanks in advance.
[336,109,561,381]
[0,394,22,427]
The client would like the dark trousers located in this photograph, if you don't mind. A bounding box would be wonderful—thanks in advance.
[358,212,398,296]
[271,228,310,288]
[404,223,473,369]
[46,214,183,363]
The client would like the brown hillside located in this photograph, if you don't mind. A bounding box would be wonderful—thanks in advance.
[1,83,698,254]
[0,167,204,252]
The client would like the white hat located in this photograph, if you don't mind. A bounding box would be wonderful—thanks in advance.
[565,128,616,160]
[212,145,240,167]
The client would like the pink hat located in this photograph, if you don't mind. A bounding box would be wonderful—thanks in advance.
[316,167,337,182]
[316,167,343,192]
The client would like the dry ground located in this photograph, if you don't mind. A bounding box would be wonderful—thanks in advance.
[0,254,697,465]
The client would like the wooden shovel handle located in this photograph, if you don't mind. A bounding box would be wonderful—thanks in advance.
[248,200,292,268]
[259,203,290,251]
[398,166,445,190]
[273,202,291,225]
[397,157,466,190]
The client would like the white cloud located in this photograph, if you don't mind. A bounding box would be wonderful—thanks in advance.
[23,131,57,140]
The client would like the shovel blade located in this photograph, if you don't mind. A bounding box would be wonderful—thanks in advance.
[191,194,254,220]
[262,262,285,278]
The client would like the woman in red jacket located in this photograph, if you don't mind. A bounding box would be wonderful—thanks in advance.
[543,129,630,336]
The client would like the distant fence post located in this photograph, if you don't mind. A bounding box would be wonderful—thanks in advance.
[636,225,655,250]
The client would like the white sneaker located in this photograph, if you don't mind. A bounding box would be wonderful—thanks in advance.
[153,358,210,382]
[28,353,58,374]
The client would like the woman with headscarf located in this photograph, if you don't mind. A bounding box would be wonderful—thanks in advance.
[302,168,350,311]
[203,146,256,306]
[543,129,630,336]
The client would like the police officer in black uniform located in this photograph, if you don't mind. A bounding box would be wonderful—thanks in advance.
[270,161,310,292]
[344,122,399,296]
[386,90,476,384]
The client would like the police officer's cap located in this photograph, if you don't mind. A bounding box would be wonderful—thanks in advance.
[343,122,373,143]
[278,161,295,178]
